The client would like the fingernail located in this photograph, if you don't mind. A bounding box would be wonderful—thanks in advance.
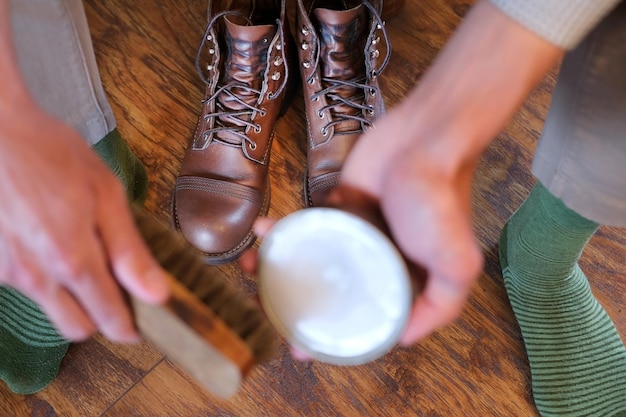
[399,333,418,347]
[145,268,170,303]
[124,331,142,344]
[116,329,141,344]
[291,347,312,362]
[253,218,273,237]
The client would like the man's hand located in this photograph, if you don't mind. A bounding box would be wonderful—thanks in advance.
[340,0,562,345]
[339,105,483,346]
[0,98,169,343]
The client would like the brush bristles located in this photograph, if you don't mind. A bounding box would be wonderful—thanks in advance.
[132,206,278,363]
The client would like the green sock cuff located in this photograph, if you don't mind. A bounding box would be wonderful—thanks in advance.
[531,182,599,235]
[506,182,600,276]
[92,128,148,205]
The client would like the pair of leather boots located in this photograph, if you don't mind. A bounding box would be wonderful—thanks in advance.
[172,0,391,264]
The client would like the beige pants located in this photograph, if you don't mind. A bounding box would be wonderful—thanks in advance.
[533,2,626,226]
[9,0,115,146]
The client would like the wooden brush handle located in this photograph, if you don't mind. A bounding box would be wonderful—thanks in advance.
[153,273,254,372]
[131,274,252,398]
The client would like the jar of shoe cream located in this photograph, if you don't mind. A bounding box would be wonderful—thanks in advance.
[257,207,412,365]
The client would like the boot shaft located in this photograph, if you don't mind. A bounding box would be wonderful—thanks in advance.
[297,0,390,206]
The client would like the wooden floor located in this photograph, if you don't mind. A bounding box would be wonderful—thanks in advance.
[2,0,625,416]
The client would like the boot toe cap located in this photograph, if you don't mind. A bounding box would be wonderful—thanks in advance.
[173,176,267,263]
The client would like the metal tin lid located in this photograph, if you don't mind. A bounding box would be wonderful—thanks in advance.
[257,208,412,365]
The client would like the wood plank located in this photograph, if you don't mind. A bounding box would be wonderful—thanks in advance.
[0,337,162,416]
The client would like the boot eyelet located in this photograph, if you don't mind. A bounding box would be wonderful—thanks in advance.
[311,95,320,102]
[206,34,213,41]
[206,64,214,71]
[370,50,380,59]
[318,111,324,119]
[368,105,375,115]
[253,125,262,134]
[276,44,282,51]
[208,48,215,55]
[369,88,376,96]
[307,77,315,85]
[301,27,310,36]
[302,61,311,69]
[273,57,283,66]
[249,141,258,151]
[321,127,328,137]
[259,108,267,117]
[301,42,309,50]
[271,72,281,81]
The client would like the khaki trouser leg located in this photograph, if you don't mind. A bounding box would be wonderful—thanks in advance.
[9,0,115,145]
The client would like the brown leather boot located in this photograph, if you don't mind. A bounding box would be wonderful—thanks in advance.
[172,0,294,264]
[296,0,390,207]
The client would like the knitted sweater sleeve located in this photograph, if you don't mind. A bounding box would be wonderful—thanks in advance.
[489,0,623,49]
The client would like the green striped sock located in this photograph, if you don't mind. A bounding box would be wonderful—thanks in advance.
[0,288,69,394]
[500,183,626,417]
[0,129,148,394]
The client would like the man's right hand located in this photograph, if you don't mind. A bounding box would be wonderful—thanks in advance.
[0,96,169,343]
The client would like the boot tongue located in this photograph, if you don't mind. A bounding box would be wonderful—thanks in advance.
[313,5,367,81]
[313,5,368,133]
[216,19,276,143]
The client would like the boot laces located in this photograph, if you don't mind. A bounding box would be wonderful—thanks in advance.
[194,10,288,150]
[306,0,391,136]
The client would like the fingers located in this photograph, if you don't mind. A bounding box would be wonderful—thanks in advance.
[238,249,258,276]
[34,288,96,341]
[253,217,277,238]
[398,228,483,345]
[399,269,476,346]
[58,233,140,343]
[14,263,96,341]
[397,212,483,344]
[63,178,168,343]
[380,157,483,345]
[50,176,170,343]
[239,217,277,275]
[244,216,314,363]
[9,227,140,343]
[290,346,312,362]
[96,185,170,306]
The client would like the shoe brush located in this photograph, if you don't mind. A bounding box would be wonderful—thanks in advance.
[130,206,277,398]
